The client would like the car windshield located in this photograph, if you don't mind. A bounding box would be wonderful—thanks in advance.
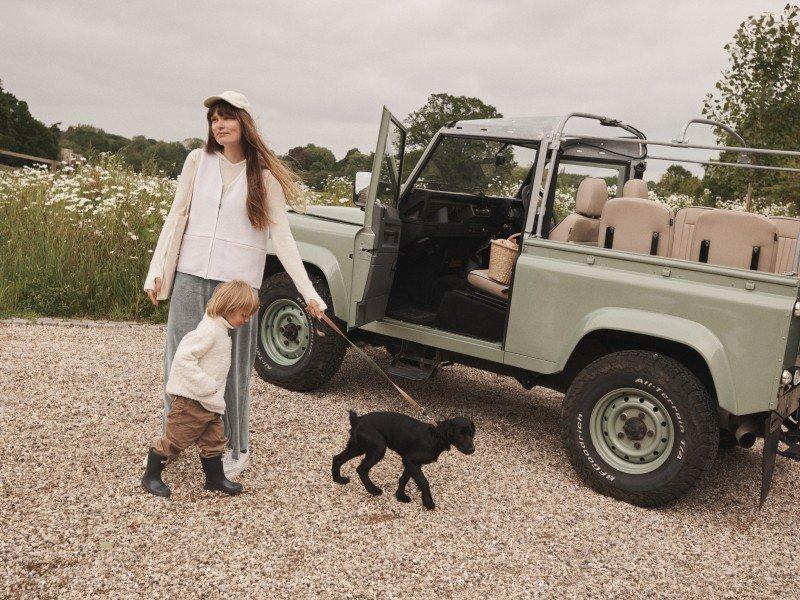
[414,136,537,197]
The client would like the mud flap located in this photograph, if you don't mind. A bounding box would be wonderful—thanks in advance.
[760,411,783,507]
[759,385,800,507]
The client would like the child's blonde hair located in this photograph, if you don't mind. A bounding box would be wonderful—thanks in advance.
[206,280,260,319]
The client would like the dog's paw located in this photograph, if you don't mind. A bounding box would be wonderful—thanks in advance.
[422,498,436,510]
[367,486,383,496]
[395,491,411,503]
[333,476,350,485]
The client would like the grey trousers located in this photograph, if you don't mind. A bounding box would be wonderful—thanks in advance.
[163,271,258,459]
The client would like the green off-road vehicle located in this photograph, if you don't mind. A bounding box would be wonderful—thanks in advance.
[255,109,800,507]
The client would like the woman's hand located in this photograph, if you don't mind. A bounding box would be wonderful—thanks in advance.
[146,277,162,306]
[306,299,324,320]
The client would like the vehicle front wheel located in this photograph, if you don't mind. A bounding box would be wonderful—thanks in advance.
[561,350,719,507]
[254,272,346,391]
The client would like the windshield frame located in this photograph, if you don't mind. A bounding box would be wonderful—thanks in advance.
[400,133,540,205]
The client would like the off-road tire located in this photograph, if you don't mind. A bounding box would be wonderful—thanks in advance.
[561,350,719,507]
[254,272,346,392]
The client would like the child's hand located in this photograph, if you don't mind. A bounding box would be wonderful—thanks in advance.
[306,299,324,320]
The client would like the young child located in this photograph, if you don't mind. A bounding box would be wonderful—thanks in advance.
[142,279,260,498]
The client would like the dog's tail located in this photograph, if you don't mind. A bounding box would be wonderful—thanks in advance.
[348,410,360,428]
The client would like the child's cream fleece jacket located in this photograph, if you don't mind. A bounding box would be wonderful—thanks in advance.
[165,314,233,414]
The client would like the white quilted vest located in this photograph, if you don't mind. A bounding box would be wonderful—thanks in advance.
[177,151,268,288]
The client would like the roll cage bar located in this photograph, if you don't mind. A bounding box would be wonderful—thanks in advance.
[525,113,800,273]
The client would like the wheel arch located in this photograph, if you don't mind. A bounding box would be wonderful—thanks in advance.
[555,308,736,413]
[263,243,348,319]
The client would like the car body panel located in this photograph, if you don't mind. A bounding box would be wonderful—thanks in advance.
[505,238,799,415]
[267,211,360,318]
[296,205,365,226]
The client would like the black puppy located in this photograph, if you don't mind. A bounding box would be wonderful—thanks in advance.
[332,410,475,510]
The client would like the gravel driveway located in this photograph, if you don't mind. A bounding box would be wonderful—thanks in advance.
[2,322,799,598]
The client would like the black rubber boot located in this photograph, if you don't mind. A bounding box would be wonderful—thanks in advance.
[201,455,243,495]
[141,449,171,498]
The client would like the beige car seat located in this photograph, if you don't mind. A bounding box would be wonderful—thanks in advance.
[598,197,673,256]
[670,207,716,260]
[621,179,649,199]
[549,178,608,243]
[771,216,800,274]
[466,269,509,299]
[691,210,778,272]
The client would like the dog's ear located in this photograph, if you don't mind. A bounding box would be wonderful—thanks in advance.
[438,420,455,440]
[468,419,475,436]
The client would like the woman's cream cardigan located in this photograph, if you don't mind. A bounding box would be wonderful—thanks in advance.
[143,149,326,310]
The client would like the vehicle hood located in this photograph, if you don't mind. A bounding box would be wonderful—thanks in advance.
[289,204,364,226]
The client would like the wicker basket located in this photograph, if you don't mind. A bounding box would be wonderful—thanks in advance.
[488,234,521,284]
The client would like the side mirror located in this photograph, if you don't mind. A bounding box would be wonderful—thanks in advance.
[353,171,371,206]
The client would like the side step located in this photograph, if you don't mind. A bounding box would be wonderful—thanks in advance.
[388,344,441,381]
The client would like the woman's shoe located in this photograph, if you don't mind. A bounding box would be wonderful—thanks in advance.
[141,449,171,498]
[223,449,250,478]
[201,455,243,495]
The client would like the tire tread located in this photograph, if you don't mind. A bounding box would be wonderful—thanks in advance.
[561,350,719,507]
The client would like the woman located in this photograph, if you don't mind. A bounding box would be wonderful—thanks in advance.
[144,91,326,476]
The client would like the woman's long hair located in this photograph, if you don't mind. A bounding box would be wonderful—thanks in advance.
[205,100,304,230]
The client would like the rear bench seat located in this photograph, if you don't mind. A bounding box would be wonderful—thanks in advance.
[771,216,800,274]
[670,206,715,260]
[691,210,778,272]
[598,197,673,256]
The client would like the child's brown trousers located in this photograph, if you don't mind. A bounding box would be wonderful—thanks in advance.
[152,396,227,459]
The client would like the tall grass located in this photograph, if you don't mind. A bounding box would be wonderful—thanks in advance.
[0,156,354,322]
[0,156,175,321]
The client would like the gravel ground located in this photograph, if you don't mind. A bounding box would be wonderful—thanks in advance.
[2,322,800,599]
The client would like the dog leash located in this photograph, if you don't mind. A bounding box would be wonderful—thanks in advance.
[318,312,433,421]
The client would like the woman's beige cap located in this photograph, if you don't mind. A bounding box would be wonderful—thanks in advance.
[203,91,251,113]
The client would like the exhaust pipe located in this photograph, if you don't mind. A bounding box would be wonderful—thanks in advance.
[735,419,757,448]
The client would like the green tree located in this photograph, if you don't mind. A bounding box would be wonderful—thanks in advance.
[0,80,60,166]
[283,143,337,189]
[62,125,192,177]
[335,147,374,180]
[183,137,204,150]
[404,93,503,149]
[653,165,704,198]
[702,3,800,211]
[61,124,128,156]
[142,140,193,177]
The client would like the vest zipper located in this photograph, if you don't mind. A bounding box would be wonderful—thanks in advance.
[205,187,224,278]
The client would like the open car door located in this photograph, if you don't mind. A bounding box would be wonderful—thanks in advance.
[348,107,406,328]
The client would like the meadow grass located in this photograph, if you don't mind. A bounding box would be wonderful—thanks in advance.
[0,155,353,322]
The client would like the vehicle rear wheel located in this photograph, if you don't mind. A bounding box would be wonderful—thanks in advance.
[561,350,719,507]
[254,272,346,391]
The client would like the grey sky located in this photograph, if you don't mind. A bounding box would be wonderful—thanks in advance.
[0,0,790,176]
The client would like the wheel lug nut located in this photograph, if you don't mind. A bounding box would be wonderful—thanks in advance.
[638,412,645,419]
[634,442,641,449]
[620,414,627,421]
[617,432,625,439]
[647,430,654,437]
